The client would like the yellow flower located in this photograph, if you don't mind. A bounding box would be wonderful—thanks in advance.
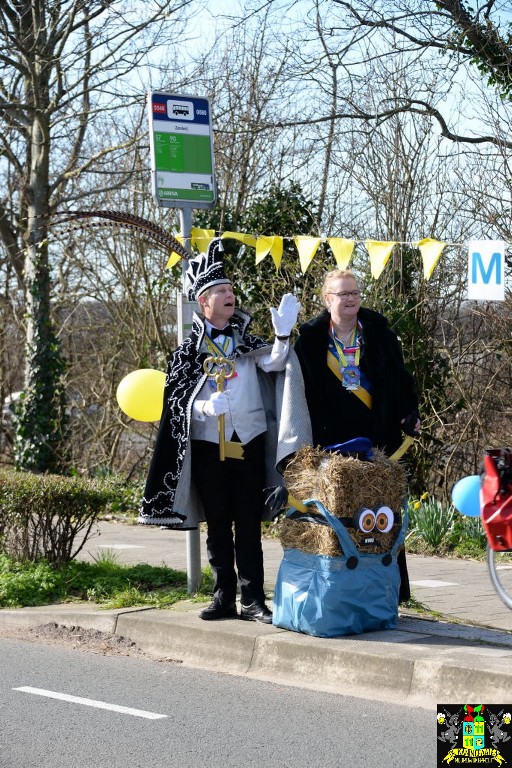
[421,492,429,501]
[413,501,421,510]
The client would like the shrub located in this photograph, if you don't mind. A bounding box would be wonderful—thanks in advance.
[103,481,143,520]
[0,469,120,566]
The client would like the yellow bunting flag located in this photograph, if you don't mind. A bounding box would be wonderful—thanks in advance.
[417,238,446,280]
[255,236,283,269]
[190,228,215,251]
[327,238,355,269]
[294,236,322,274]
[366,240,396,279]
[221,231,257,248]
[166,234,186,268]
[165,251,182,269]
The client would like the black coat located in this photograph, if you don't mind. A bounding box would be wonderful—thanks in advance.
[294,307,419,455]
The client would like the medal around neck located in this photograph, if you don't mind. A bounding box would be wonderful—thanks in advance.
[342,363,360,390]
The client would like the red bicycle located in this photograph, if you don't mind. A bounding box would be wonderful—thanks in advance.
[481,448,512,609]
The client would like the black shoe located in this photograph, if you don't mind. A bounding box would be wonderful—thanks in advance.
[240,601,273,624]
[199,599,237,621]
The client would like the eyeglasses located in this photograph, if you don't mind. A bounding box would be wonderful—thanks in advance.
[327,290,361,299]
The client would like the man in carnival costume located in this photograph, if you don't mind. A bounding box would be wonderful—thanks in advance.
[139,238,311,623]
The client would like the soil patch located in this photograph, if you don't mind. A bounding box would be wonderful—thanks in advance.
[0,622,181,661]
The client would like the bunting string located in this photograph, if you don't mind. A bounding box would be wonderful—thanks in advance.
[167,228,453,281]
[48,211,504,287]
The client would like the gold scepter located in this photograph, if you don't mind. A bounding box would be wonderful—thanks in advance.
[203,355,244,461]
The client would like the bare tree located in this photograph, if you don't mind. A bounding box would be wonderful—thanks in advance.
[326,0,512,148]
[184,3,318,225]
[0,0,196,471]
[49,162,183,477]
[1,0,507,490]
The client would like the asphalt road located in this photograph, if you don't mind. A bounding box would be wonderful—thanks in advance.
[1,636,434,768]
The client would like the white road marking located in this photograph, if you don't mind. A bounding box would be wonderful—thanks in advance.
[410,579,458,588]
[13,687,167,719]
[97,544,144,549]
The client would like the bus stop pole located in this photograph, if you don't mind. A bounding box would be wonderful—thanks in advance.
[178,206,202,594]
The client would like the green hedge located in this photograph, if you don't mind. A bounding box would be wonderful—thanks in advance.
[0,469,120,566]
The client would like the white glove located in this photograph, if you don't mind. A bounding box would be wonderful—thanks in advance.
[200,391,230,417]
[270,293,301,337]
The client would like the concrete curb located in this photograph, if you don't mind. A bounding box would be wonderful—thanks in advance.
[2,604,512,708]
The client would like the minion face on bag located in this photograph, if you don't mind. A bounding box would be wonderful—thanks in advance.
[347,505,395,545]
[279,445,407,557]
[334,501,402,554]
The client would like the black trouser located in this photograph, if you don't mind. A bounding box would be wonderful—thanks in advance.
[397,547,411,603]
[191,433,266,606]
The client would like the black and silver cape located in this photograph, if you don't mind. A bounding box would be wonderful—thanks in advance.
[138,307,312,529]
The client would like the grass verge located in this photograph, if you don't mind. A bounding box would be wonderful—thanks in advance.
[0,553,213,610]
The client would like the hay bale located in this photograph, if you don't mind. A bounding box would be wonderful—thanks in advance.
[277,445,408,556]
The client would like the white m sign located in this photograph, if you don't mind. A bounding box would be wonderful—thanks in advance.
[467,240,505,301]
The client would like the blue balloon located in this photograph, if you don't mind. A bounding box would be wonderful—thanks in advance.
[451,475,481,517]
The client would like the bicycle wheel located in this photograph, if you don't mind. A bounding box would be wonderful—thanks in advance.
[487,543,512,610]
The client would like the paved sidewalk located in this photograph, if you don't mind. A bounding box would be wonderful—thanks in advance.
[1,519,512,709]
[77,520,512,631]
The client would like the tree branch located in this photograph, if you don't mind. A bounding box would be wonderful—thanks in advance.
[246,97,512,148]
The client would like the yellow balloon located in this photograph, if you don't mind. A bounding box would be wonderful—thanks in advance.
[116,369,166,422]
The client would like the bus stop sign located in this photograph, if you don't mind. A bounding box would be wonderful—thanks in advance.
[148,92,216,209]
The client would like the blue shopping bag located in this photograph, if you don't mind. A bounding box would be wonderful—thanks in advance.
[272,500,407,638]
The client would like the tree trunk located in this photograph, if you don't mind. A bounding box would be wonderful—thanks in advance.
[14,24,66,472]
